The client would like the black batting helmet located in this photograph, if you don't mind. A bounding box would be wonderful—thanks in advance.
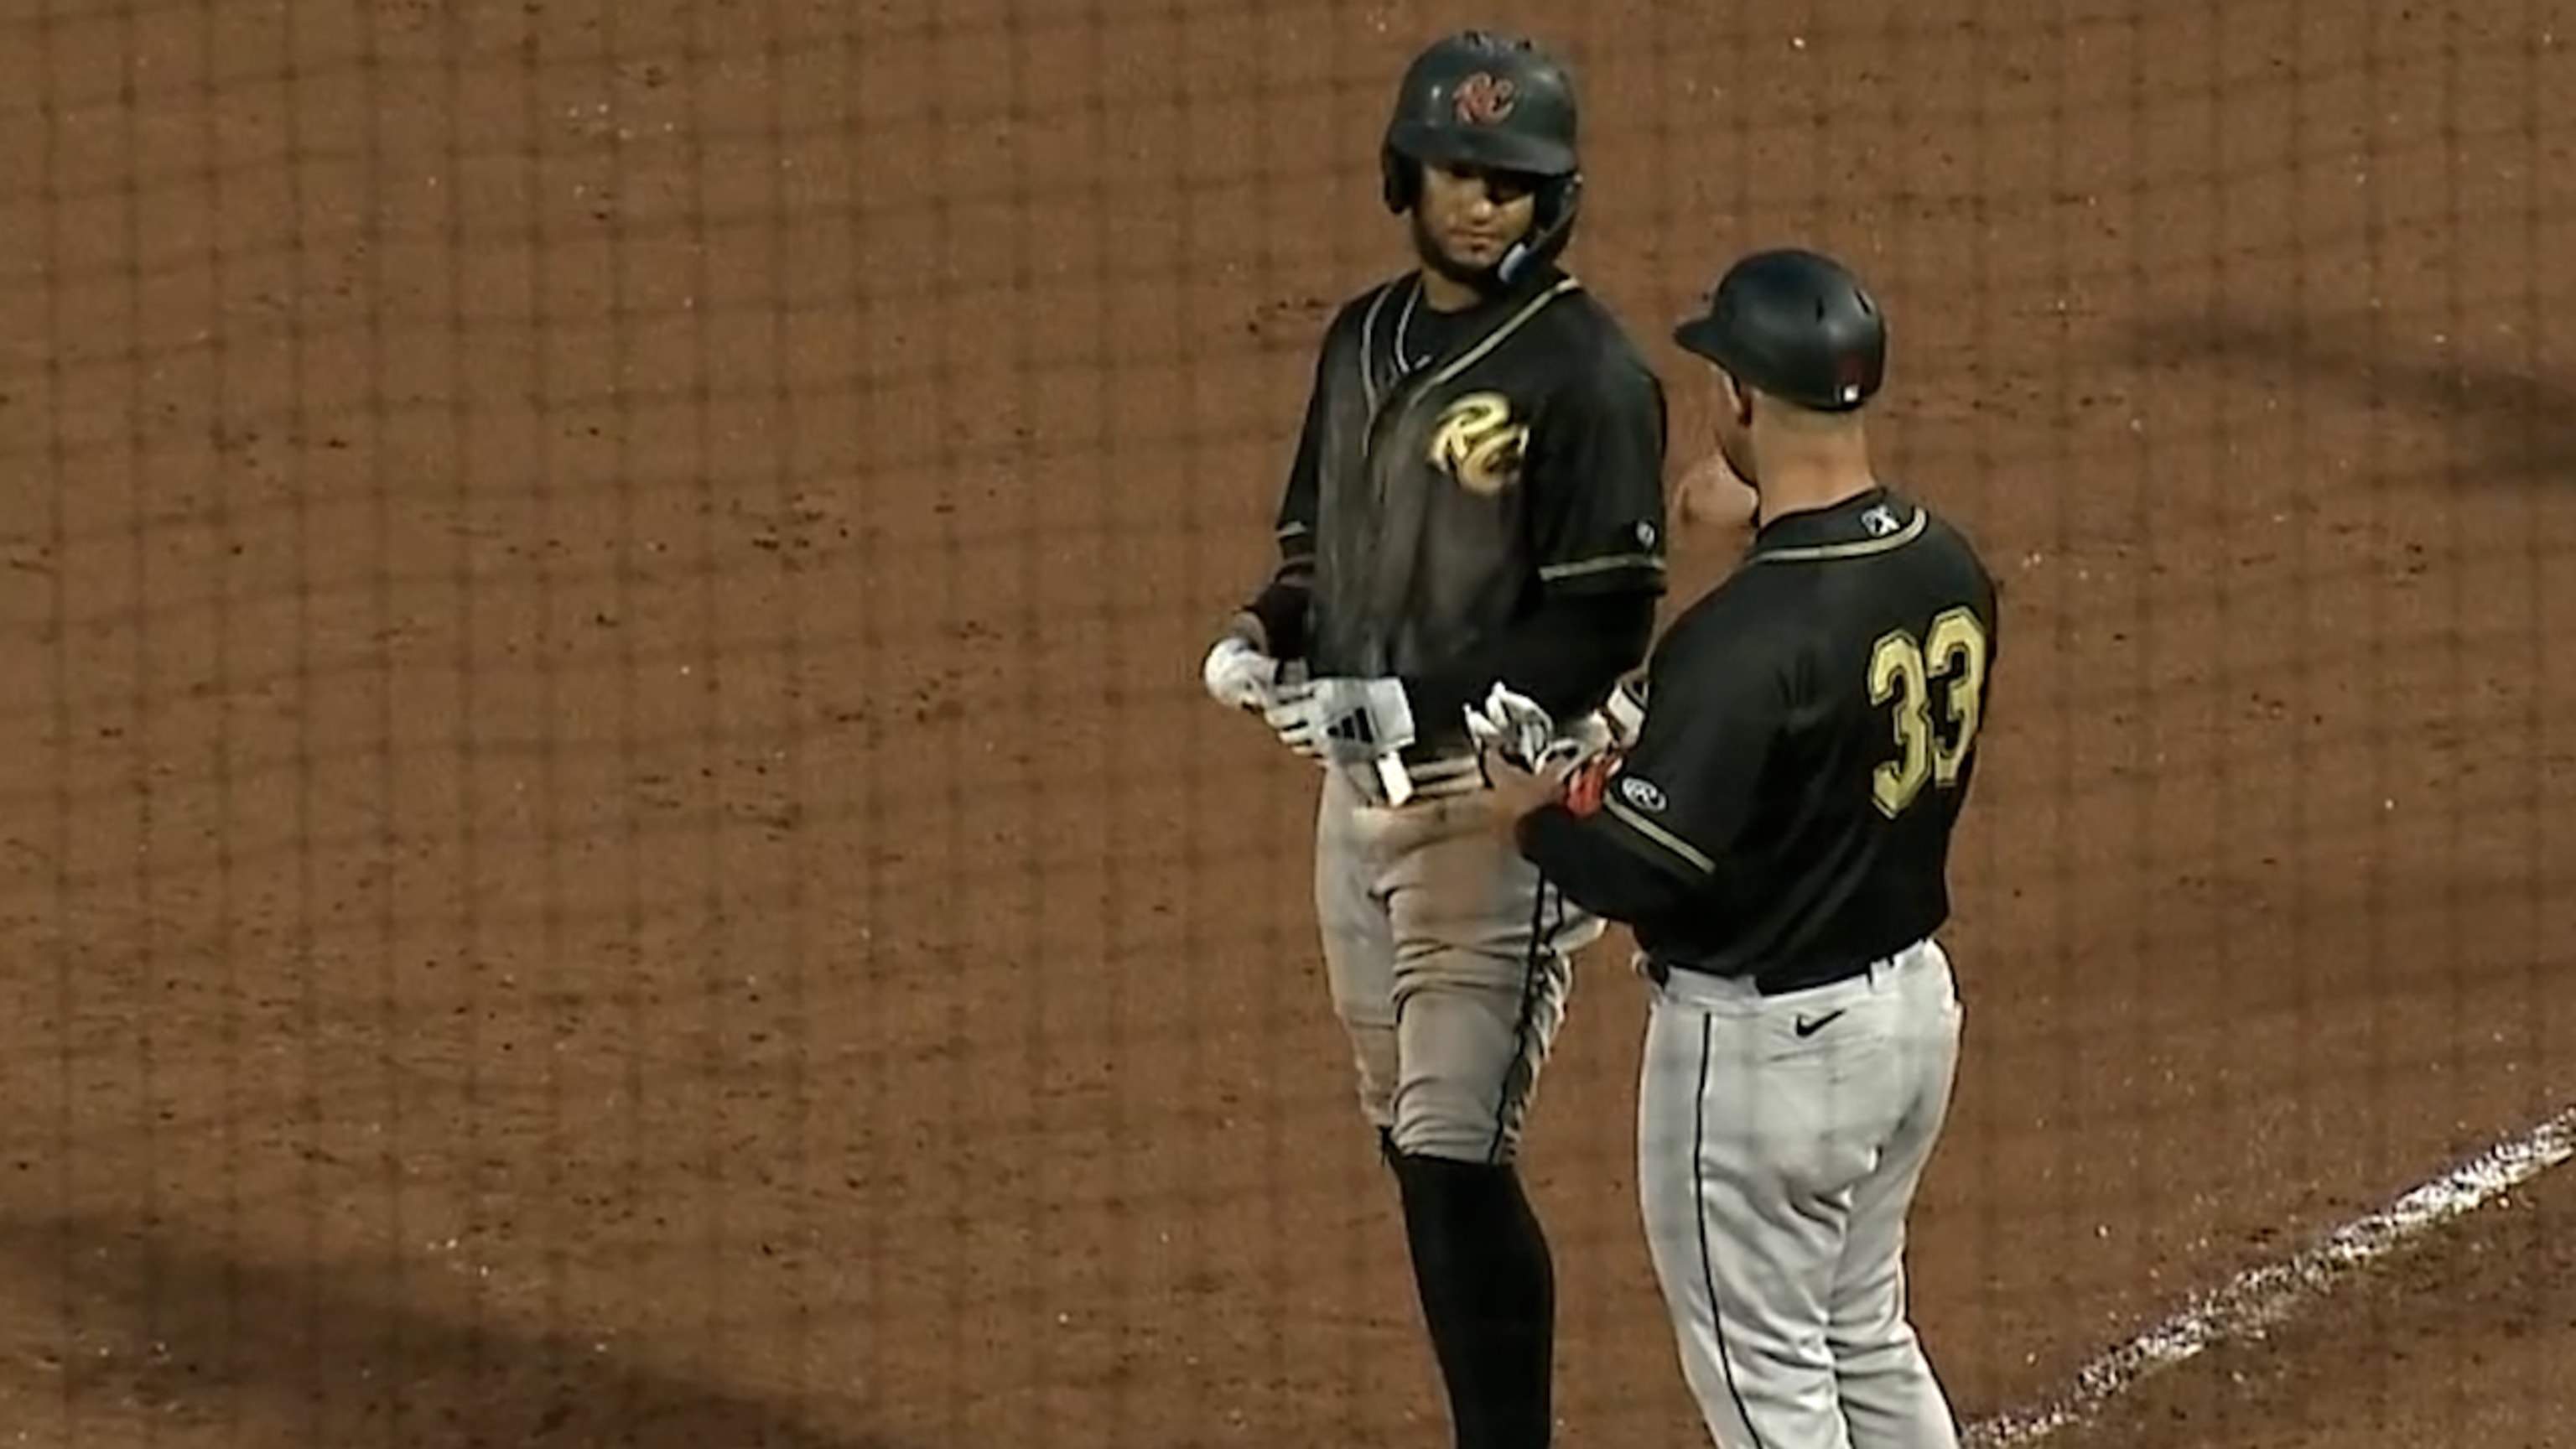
[1379,30,1583,283]
[1674,248,1888,413]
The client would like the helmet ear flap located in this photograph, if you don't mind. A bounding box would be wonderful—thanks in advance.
[1496,169,1582,284]
[1381,147,1419,214]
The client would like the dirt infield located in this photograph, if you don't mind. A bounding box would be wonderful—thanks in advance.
[2055,1155,2576,1449]
[0,0,2570,1445]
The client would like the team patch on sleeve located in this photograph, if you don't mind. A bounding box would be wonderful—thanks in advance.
[1601,772,1716,875]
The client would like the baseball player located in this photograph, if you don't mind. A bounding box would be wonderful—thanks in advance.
[1476,247,1999,1449]
[1196,29,1670,1449]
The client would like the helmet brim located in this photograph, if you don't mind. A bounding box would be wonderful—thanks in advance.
[1671,314,1737,370]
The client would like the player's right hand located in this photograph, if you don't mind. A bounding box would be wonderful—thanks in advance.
[1260,683,1327,760]
[1202,636,1279,711]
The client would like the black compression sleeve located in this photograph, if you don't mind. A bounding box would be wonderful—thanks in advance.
[1240,579,1311,660]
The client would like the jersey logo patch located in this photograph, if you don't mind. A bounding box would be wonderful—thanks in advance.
[1617,775,1667,813]
[1426,392,1530,497]
[1452,73,1519,126]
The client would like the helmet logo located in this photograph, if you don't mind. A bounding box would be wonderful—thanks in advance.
[1452,72,1519,125]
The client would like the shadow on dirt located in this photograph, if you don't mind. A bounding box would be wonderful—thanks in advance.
[2121,310,2576,490]
[0,1209,899,1449]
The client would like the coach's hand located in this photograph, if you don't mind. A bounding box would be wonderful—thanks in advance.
[1478,745,1576,835]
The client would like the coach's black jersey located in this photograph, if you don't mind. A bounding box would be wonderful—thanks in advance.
[1520,486,2000,987]
[1267,267,1669,745]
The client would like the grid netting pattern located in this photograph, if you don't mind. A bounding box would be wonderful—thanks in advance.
[0,0,2568,1446]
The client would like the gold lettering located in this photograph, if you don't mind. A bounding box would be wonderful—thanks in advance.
[1866,607,1990,818]
[1426,392,1529,496]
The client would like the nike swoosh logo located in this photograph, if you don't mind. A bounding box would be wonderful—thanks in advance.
[1794,1010,1845,1038]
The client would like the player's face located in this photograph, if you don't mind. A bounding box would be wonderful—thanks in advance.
[1711,369,1760,488]
[1412,162,1540,276]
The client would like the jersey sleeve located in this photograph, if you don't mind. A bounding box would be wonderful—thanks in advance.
[1584,598,1789,878]
[1270,350,1327,589]
[1524,352,1670,597]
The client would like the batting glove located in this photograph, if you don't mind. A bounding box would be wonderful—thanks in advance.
[1202,636,1280,711]
[1464,683,1583,771]
[1604,675,1648,750]
[1268,677,1415,766]
[1259,687,1322,762]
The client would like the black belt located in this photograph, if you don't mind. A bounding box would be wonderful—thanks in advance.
[1402,731,1478,768]
[1641,955,1877,998]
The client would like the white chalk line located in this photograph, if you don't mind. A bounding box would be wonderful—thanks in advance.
[1963,1100,2576,1446]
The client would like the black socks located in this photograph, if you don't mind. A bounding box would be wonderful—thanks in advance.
[1384,1139,1558,1449]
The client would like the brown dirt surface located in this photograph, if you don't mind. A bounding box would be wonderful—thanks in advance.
[2051,1135,2576,1449]
[0,0,2569,1446]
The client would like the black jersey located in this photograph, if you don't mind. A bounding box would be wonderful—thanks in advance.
[1264,266,1670,752]
[1518,486,2001,989]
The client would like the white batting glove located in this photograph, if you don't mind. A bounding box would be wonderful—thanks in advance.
[1314,677,1416,766]
[1260,680,1324,759]
[1604,675,1648,749]
[1463,683,1582,771]
[1202,636,1280,711]
[1268,677,1415,766]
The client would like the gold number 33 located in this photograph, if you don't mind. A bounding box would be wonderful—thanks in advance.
[1867,608,1990,818]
